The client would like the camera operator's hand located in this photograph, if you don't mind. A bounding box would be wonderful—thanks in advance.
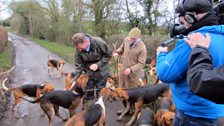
[184,33,210,49]
[156,46,168,56]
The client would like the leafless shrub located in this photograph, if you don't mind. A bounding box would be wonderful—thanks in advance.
[0,26,8,53]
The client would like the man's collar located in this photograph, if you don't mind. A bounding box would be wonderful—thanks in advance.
[85,37,91,52]
[130,38,141,48]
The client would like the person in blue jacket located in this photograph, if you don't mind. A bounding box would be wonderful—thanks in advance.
[156,0,224,125]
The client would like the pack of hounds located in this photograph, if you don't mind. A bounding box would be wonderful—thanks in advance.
[1,55,176,126]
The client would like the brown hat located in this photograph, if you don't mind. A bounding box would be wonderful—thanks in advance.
[128,27,141,38]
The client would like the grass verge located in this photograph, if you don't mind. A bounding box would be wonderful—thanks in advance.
[32,38,75,64]
[0,42,13,72]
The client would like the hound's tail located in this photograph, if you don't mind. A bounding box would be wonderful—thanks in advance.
[1,78,10,91]
[48,55,50,60]
[19,96,40,103]
[0,65,15,77]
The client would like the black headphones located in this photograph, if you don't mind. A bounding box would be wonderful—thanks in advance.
[183,12,198,24]
[178,0,198,24]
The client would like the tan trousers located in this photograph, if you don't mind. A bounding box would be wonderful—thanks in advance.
[118,73,141,89]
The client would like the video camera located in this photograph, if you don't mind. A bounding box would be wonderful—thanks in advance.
[161,0,224,47]
[170,0,224,38]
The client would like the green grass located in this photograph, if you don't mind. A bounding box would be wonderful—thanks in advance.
[32,38,75,64]
[0,42,13,71]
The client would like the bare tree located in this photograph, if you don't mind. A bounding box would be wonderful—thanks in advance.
[125,0,143,28]
[41,0,61,42]
[173,0,180,24]
[81,0,118,38]
[138,0,154,34]
[152,0,162,34]
[0,0,9,12]
[105,0,125,36]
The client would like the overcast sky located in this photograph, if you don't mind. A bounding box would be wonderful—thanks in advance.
[0,0,13,20]
[0,0,175,21]
[0,9,12,20]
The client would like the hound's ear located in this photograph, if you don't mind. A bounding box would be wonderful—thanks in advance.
[161,116,167,126]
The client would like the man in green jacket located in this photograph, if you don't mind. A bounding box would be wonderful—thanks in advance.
[71,33,112,100]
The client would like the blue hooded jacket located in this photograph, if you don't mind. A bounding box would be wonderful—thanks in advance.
[156,25,224,119]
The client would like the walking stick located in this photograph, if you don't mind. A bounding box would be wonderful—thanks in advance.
[112,42,119,86]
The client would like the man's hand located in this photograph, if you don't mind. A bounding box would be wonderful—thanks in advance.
[113,52,119,60]
[156,46,168,56]
[89,64,98,71]
[184,32,210,49]
[123,68,131,75]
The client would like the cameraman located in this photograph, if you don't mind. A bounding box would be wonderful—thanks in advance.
[156,0,224,125]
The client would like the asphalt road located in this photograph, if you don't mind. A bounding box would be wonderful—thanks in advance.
[1,33,136,126]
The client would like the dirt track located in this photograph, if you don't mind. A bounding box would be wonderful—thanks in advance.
[0,33,136,126]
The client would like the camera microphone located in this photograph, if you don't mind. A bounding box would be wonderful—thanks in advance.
[170,24,186,38]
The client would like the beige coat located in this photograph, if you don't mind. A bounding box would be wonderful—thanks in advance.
[116,37,147,88]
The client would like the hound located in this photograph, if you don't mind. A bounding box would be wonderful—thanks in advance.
[20,74,89,126]
[110,83,169,126]
[47,55,65,77]
[65,96,105,126]
[137,107,155,126]
[1,78,55,117]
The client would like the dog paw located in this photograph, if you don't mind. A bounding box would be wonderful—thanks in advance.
[15,115,20,119]
[117,110,123,115]
[21,114,28,118]
[62,118,67,121]
[117,117,122,121]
